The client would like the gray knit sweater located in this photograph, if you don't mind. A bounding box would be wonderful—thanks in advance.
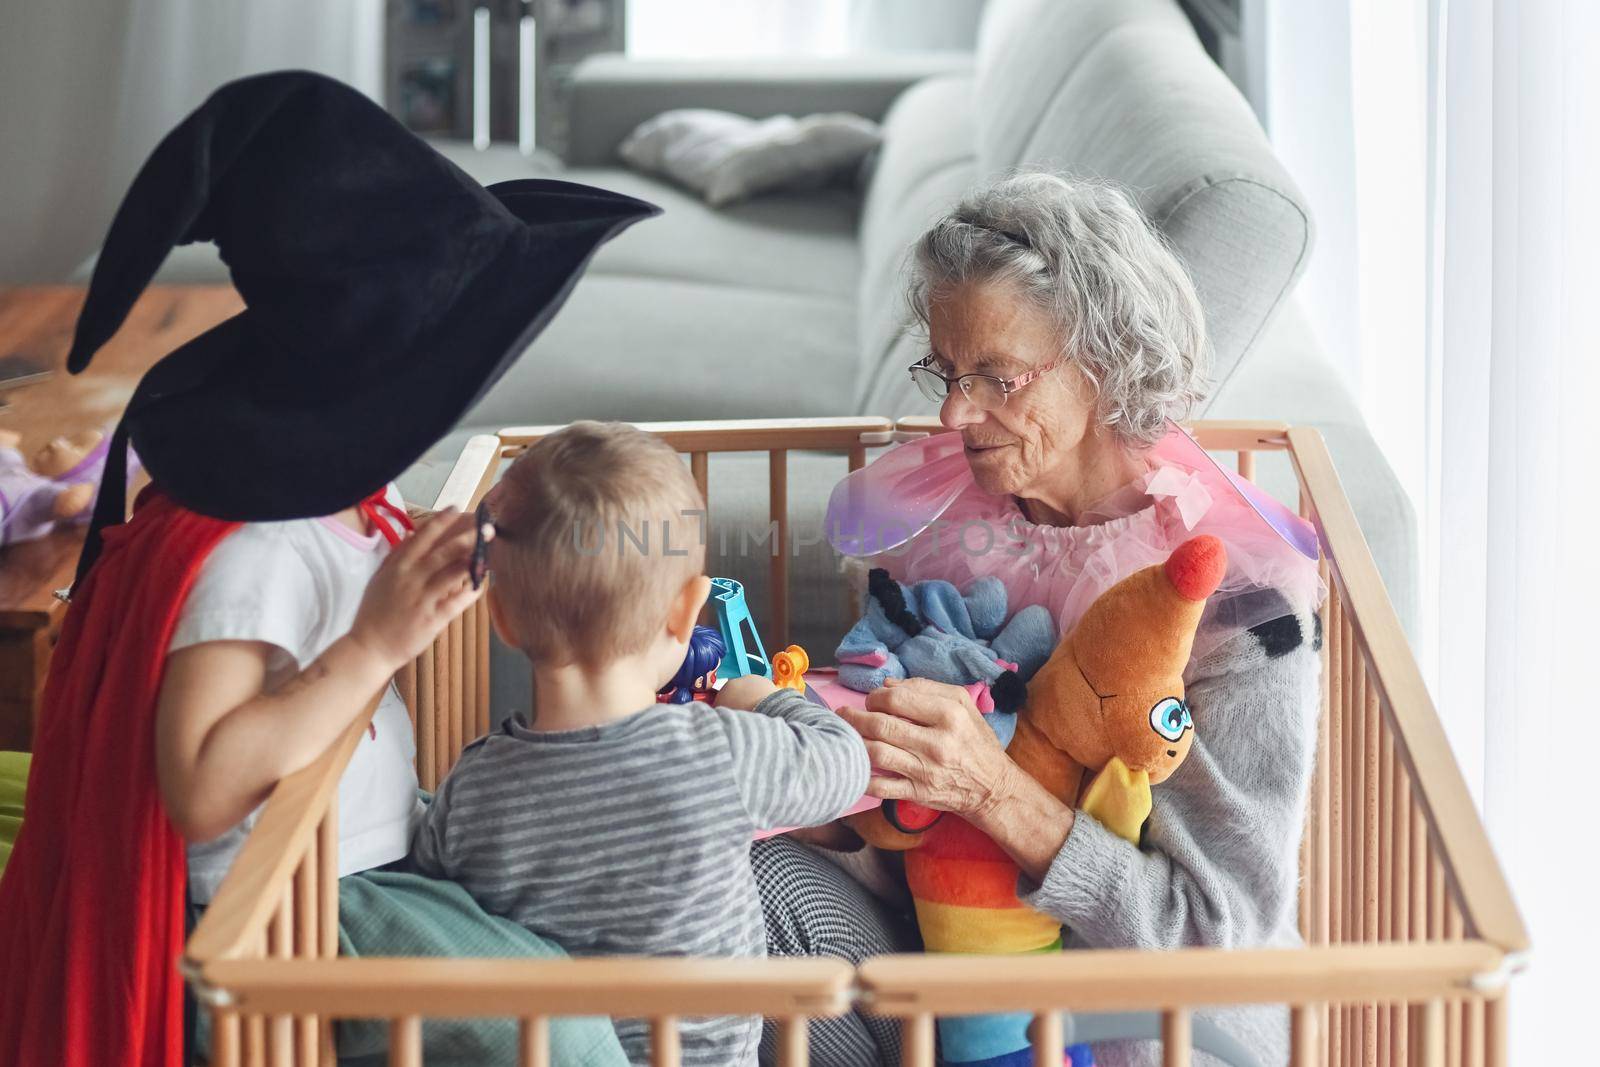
[1018,595,1323,1067]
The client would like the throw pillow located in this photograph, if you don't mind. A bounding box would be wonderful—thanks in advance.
[619,108,883,206]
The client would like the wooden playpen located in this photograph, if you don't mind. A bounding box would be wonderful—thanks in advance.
[182,417,1527,1067]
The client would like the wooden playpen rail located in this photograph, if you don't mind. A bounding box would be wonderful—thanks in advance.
[183,417,1526,1067]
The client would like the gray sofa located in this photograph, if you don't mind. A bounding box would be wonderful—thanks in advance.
[132,0,1415,655]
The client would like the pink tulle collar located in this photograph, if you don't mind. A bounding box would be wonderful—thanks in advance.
[826,423,1324,656]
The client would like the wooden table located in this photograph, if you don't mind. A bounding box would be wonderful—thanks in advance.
[0,286,241,749]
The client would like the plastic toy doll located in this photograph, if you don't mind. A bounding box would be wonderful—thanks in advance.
[0,427,137,547]
[657,624,726,704]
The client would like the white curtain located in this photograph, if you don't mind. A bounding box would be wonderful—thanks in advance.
[0,0,381,281]
[108,0,384,220]
[1424,0,1599,1059]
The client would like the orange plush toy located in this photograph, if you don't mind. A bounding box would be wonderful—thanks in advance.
[846,534,1228,1067]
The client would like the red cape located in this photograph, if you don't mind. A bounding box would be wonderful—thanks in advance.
[0,490,239,1067]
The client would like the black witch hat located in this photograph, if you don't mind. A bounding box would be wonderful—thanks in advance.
[68,70,658,580]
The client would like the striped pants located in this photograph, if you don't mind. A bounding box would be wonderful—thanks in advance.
[752,837,920,1067]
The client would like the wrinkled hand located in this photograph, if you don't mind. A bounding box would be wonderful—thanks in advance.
[350,509,481,672]
[835,677,1021,820]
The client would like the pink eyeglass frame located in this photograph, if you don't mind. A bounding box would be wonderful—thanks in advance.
[908,354,1066,408]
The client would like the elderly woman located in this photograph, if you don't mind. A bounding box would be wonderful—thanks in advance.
[751,173,1323,1067]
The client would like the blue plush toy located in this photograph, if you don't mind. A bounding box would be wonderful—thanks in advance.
[835,569,1057,741]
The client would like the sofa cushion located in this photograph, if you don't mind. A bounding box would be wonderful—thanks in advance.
[973,0,1311,399]
[854,74,978,411]
[454,272,857,431]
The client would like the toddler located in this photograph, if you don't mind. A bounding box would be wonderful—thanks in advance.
[410,422,870,1066]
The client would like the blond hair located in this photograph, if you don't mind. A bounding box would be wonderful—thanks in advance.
[487,421,705,668]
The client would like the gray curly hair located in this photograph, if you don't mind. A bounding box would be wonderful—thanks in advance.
[906,173,1210,447]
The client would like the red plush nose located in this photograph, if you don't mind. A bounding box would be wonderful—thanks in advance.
[1165,535,1228,601]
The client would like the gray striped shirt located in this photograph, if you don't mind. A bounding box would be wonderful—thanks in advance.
[410,689,870,1066]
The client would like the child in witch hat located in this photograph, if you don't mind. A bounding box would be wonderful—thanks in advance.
[0,71,657,1067]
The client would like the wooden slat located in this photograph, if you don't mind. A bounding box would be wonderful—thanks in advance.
[318,801,338,1066]
[859,943,1503,1016]
[1465,996,1484,1067]
[1290,1004,1318,1067]
[777,1017,809,1067]
[246,1013,266,1067]
[1411,791,1428,950]
[1163,1009,1192,1067]
[1484,995,1508,1067]
[1445,909,1464,1067]
[476,597,492,737]
[1412,999,1444,1067]
[520,1017,550,1067]
[690,451,709,503]
[397,662,417,731]
[213,1008,242,1067]
[769,449,789,647]
[1237,450,1256,481]
[501,416,894,454]
[1031,1010,1062,1067]
[390,1016,422,1067]
[1288,427,1527,952]
[203,957,855,1018]
[1364,680,1381,1067]
[1380,727,1394,1067]
[448,615,464,771]
[1328,589,1345,1067]
[416,646,436,791]
[902,1014,935,1067]
[462,601,478,745]
[295,846,318,1064]
[652,1017,681,1067]
[1393,753,1412,1067]
[268,887,292,1067]
[1341,607,1356,1067]
[433,629,450,785]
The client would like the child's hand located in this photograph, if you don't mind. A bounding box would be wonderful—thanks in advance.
[716,675,778,710]
[349,508,481,672]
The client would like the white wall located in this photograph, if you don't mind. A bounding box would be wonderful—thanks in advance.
[0,0,135,283]
[0,0,382,284]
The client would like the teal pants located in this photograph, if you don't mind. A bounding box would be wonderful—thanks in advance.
[192,868,627,1067]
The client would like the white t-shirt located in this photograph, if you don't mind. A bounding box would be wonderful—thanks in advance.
[169,486,424,903]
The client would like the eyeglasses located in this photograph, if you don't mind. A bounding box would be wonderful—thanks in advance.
[469,501,496,590]
[907,355,1064,411]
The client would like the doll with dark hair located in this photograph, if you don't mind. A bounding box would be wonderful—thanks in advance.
[657,624,726,704]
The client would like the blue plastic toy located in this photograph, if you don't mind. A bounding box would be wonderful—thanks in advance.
[708,577,771,679]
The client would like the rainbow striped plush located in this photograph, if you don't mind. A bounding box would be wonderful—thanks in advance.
[903,815,1066,1065]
